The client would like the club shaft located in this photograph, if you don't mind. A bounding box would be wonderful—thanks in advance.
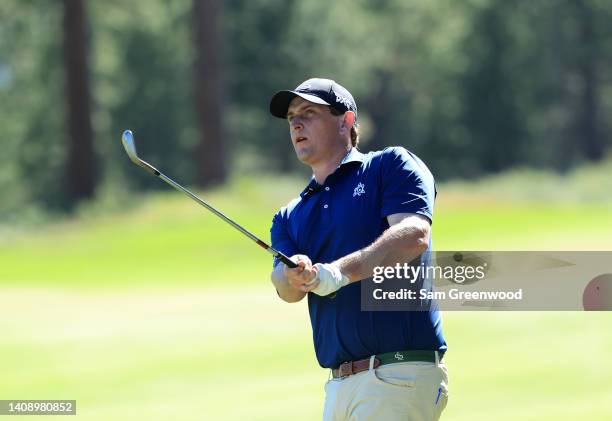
[159,172,258,241]
[150,165,297,268]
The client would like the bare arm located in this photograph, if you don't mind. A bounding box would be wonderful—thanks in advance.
[334,213,431,283]
[271,213,430,299]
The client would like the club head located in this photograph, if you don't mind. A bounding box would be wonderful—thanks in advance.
[121,129,160,176]
[121,130,140,165]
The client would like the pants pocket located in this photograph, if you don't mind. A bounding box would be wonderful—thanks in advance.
[371,364,417,388]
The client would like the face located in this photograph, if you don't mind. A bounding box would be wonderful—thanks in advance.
[286,97,345,165]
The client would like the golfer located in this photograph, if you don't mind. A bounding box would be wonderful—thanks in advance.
[269,78,448,420]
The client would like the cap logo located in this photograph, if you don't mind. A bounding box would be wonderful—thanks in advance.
[335,93,352,110]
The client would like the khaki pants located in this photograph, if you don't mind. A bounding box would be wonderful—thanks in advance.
[323,355,449,421]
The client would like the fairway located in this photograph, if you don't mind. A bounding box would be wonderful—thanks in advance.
[1,288,610,420]
[1,179,611,420]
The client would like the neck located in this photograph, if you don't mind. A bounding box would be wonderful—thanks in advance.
[311,146,351,184]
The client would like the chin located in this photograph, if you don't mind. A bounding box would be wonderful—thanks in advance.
[296,154,313,165]
[295,147,313,163]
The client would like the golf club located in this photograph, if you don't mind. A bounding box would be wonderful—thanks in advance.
[121,129,297,268]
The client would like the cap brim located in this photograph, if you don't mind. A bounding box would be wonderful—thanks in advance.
[269,90,331,118]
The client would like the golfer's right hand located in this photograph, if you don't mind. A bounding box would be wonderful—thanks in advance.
[284,254,320,293]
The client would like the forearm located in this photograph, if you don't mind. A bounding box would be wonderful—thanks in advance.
[271,263,308,303]
[334,217,430,283]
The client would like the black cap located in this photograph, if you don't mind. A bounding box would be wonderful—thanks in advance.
[269,78,358,122]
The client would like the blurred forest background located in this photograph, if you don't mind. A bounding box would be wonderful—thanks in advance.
[1,0,611,223]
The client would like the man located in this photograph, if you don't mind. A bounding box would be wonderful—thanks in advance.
[269,78,448,420]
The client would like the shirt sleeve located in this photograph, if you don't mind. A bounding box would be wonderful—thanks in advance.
[270,208,298,268]
[379,147,436,223]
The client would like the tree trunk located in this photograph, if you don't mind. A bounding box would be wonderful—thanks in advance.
[364,70,394,151]
[192,0,227,187]
[575,0,604,161]
[62,0,95,202]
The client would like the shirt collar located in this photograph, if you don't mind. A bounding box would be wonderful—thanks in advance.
[299,148,364,198]
[300,178,320,198]
[339,147,364,166]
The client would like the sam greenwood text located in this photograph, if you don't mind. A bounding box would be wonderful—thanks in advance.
[373,288,524,301]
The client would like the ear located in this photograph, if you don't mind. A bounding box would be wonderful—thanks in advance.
[339,111,356,135]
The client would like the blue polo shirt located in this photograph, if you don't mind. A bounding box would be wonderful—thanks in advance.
[271,146,447,368]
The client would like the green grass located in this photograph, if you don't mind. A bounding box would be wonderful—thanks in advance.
[0,289,609,420]
[0,173,611,420]
[1,175,610,286]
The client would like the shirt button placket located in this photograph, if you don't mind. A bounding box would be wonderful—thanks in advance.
[323,186,330,209]
[322,185,331,226]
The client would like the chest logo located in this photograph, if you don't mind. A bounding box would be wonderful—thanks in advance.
[394,352,404,361]
[353,182,366,197]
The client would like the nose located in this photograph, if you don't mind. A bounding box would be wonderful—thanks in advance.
[290,116,303,131]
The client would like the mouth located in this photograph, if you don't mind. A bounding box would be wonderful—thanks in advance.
[295,136,308,144]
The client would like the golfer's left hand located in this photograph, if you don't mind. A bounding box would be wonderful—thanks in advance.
[311,263,350,296]
[286,255,320,292]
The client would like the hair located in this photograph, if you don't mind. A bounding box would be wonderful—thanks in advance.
[330,107,359,147]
